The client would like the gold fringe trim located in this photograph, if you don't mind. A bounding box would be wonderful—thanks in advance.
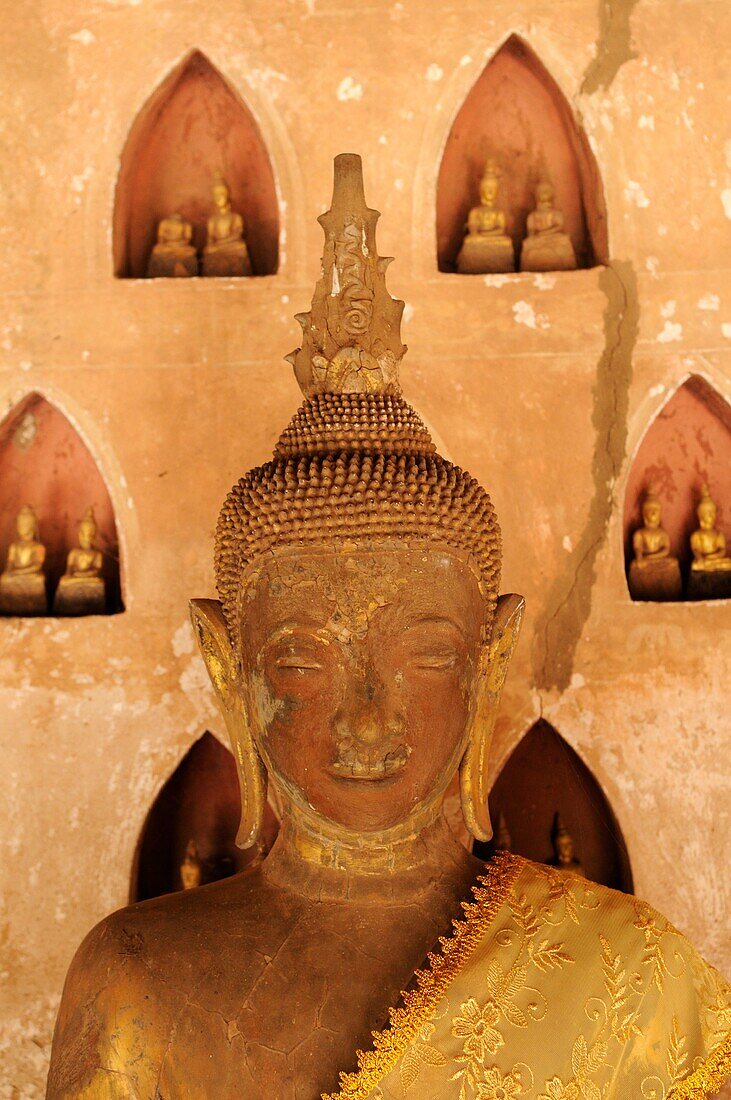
[668,1030,731,1099]
[321,851,522,1100]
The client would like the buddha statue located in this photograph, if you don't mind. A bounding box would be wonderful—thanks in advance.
[628,485,682,601]
[179,839,203,891]
[519,179,577,272]
[47,155,731,1100]
[548,813,586,878]
[494,811,512,852]
[53,508,106,616]
[202,172,252,277]
[456,158,515,274]
[0,505,47,615]
[687,483,731,600]
[147,212,198,278]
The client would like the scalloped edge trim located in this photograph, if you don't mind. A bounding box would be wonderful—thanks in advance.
[668,1030,731,1099]
[320,851,522,1100]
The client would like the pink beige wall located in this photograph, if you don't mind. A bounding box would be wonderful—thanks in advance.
[0,1,729,1094]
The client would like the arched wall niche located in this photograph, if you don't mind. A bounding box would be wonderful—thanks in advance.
[623,375,731,583]
[436,35,608,273]
[0,392,123,614]
[132,731,280,903]
[114,50,280,279]
[477,719,633,892]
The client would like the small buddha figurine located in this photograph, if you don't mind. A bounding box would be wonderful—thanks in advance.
[628,485,682,601]
[147,212,198,278]
[53,508,106,616]
[548,813,585,878]
[493,811,512,852]
[179,840,203,891]
[456,158,515,274]
[687,483,731,600]
[520,179,577,272]
[202,172,252,277]
[0,505,47,615]
[48,155,731,1100]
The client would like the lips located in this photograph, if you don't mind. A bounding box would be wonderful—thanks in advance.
[329,738,409,781]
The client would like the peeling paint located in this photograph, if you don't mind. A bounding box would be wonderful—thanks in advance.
[581,0,641,95]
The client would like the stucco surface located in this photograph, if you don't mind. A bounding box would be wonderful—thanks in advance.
[0,1,729,1095]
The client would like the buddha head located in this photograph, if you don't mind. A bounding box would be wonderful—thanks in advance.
[212,172,232,213]
[552,814,575,865]
[479,159,501,208]
[16,505,38,543]
[192,156,523,857]
[535,180,555,210]
[642,485,663,529]
[78,508,97,550]
[697,484,718,530]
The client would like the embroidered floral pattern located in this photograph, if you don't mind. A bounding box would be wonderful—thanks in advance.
[322,857,731,1100]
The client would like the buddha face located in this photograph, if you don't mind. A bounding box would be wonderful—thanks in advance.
[212,183,231,211]
[239,544,487,834]
[480,176,499,207]
[556,833,574,863]
[78,520,96,550]
[17,509,36,542]
[536,182,554,209]
[642,500,661,528]
[698,501,717,529]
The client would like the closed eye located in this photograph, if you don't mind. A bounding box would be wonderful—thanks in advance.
[274,656,323,671]
[410,652,459,670]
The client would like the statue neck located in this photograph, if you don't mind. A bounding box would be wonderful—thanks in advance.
[262,804,478,903]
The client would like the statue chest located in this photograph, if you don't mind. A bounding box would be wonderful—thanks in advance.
[146,905,439,1098]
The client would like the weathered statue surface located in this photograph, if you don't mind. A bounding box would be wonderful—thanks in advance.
[629,486,682,601]
[202,172,252,277]
[147,212,198,278]
[0,504,47,615]
[53,507,105,615]
[47,156,731,1100]
[519,180,577,272]
[456,159,515,274]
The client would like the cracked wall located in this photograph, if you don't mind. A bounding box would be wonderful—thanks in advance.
[0,1,729,1095]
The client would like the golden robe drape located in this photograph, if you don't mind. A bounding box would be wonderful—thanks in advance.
[324,854,731,1100]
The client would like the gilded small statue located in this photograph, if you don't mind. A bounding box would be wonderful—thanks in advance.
[687,483,731,600]
[520,179,577,272]
[179,840,203,891]
[548,813,585,878]
[202,172,252,278]
[0,505,47,615]
[456,158,515,274]
[53,508,106,616]
[628,485,682,601]
[48,155,731,1100]
[147,212,198,278]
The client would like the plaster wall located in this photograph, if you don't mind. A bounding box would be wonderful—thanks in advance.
[0,1,729,1094]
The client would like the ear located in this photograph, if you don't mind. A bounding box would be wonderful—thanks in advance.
[189,598,267,849]
[459,593,525,842]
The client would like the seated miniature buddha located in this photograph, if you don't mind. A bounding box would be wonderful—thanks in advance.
[628,485,682,601]
[456,158,515,274]
[53,508,105,616]
[0,504,47,615]
[179,839,203,891]
[547,813,586,878]
[47,155,730,1100]
[202,172,252,278]
[520,179,577,272]
[688,483,731,600]
[147,212,198,278]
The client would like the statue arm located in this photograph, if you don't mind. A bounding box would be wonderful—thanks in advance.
[633,529,645,560]
[46,917,159,1098]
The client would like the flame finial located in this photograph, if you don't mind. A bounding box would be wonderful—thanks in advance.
[286,153,406,397]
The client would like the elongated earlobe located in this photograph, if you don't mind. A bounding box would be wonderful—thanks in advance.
[460,593,525,842]
[189,598,267,849]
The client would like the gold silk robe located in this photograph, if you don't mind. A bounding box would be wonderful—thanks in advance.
[325,854,731,1100]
